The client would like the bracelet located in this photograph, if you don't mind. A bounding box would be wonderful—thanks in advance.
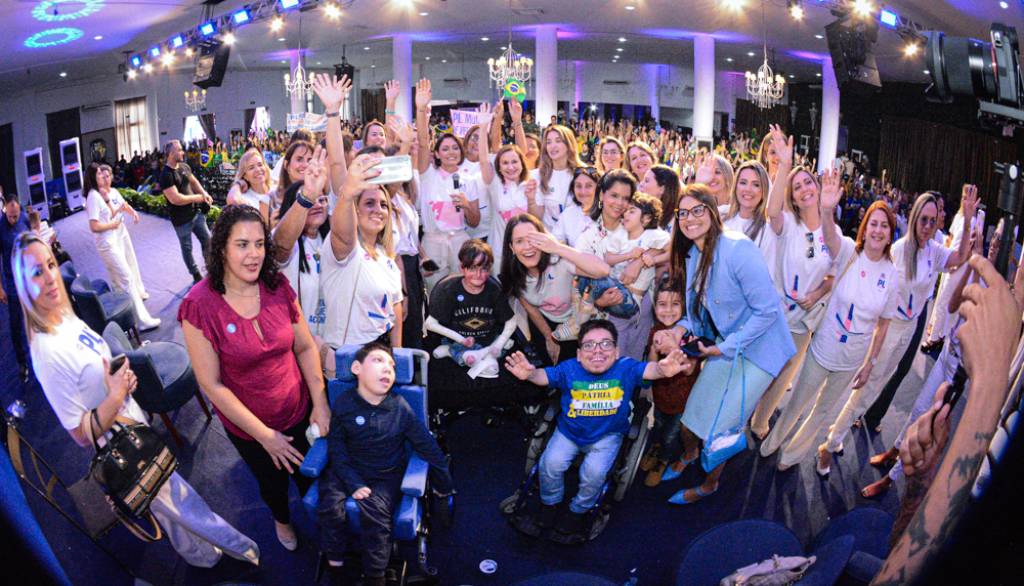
[296,189,314,209]
[385,109,396,115]
[324,111,340,118]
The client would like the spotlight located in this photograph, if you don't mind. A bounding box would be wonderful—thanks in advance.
[590,104,597,111]
[59,71,67,77]
[279,0,300,9]
[161,53,174,66]
[127,69,137,79]
[625,4,635,10]
[903,42,919,57]
[788,1,803,21]
[185,47,194,57]
[618,37,627,42]
[852,0,873,18]
[222,32,236,45]
[270,17,283,32]
[481,36,490,41]
[171,35,184,48]
[232,9,250,25]
[721,0,744,10]
[142,63,153,73]
[879,8,898,28]
[93,34,102,40]
[130,55,142,68]
[199,21,216,37]
[149,45,161,58]
[323,3,341,19]
[1000,1,1008,8]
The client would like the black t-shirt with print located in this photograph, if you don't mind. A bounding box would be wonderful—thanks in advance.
[159,163,198,226]
[429,276,513,346]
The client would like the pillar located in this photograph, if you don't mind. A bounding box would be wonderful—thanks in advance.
[647,64,661,126]
[693,34,715,144]
[574,60,583,120]
[535,25,558,126]
[818,56,840,173]
[392,34,412,123]
[289,50,305,115]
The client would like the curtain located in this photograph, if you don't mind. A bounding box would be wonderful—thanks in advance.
[877,116,1017,211]
[199,113,217,144]
[244,108,256,137]
[114,97,152,157]
[733,99,790,139]
[361,89,385,125]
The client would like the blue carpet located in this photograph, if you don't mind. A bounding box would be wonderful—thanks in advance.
[0,210,917,585]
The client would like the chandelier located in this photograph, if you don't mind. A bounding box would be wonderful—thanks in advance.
[487,0,533,89]
[184,88,206,112]
[745,1,785,109]
[283,16,312,102]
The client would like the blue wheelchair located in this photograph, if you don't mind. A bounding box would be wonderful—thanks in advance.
[300,345,453,584]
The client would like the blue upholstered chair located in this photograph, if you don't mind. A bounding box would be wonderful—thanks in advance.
[300,345,440,582]
[101,323,212,447]
[811,507,894,586]
[60,261,112,314]
[70,275,137,343]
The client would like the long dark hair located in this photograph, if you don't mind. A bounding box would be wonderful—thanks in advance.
[206,204,281,294]
[277,140,314,193]
[589,168,637,222]
[277,181,329,274]
[670,184,723,318]
[646,164,681,230]
[82,162,111,196]
[500,214,551,298]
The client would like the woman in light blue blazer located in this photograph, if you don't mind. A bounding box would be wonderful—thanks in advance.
[654,184,796,504]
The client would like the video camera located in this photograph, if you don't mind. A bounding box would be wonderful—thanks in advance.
[926,23,1024,128]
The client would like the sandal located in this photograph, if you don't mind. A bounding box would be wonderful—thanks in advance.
[861,476,893,499]
[869,447,899,469]
[661,454,698,482]
[668,484,719,505]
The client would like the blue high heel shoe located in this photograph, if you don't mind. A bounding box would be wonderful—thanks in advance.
[660,455,698,482]
[668,484,719,505]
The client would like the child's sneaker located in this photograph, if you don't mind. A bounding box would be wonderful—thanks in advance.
[645,461,667,487]
[552,285,595,342]
[639,444,661,471]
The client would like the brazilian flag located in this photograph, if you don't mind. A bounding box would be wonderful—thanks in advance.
[503,77,526,103]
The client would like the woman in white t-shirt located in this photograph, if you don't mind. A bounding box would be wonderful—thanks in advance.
[499,214,610,365]
[718,160,778,280]
[414,79,481,296]
[272,140,319,227]
[12,233,259,568]
[551,166,599,248]
[477,112,544,267]
[596,136,625,175]
[639,164,682,232]
[771,198,901,472]
[625,141,656,183]
[320,153,404,351]
[756,127,842,451]
[529,125,584,229]
[819,187,978,444]
[83,162,160,331]
[227,148,273,224]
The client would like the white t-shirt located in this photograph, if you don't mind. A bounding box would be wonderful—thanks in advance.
[85,189,126,247]
[552,204,595,248]
[31,315,148,434]
[391,191,420,257]
[776,211,838,328]
[320,238,404,347]
[228,185,271,213]
[480,174,531,266]
[811,241,900,371]
[576,221,627,257]
[418,165,480,234]
[280,232,326,337]
[529,167,573,229]
[722,208,778,282]
[890,238,953,322]
[521,255,577,323]
[459,157,492,241]
[604,228,671,296]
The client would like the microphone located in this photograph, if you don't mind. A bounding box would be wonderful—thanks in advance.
[452,173,462,211]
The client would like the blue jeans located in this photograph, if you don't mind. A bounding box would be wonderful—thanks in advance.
[576,276,638,319]
[539,428,622,513]
[173,212,211,276]
[446,342,483,366]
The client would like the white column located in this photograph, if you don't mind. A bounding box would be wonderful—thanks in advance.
[289,50,305,115]
[693,34,715,144]
[392,34,413,123]
[535,25,558,126]
[647,64,661,125]
[818,57,840,173]
[574,60,583,120]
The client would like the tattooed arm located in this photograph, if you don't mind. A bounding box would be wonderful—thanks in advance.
[872,255,1020,586]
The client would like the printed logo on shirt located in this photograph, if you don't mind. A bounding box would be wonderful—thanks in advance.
[78,327,106,357]
[566,379,625,418]
[355,416,365,426]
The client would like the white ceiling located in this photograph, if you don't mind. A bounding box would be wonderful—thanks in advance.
[3,0,1022,93]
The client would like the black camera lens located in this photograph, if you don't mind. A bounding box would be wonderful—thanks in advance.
[926,31,997,103]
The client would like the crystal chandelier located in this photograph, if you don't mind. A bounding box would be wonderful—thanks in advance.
[487,0,533,89]
[284,58,312,100]
[184,88,207,112]
[745,1,785,109]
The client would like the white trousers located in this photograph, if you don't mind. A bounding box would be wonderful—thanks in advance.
[97,238,156,324]
[925,264,967,344]
[149,471,260,568]
[751,329,812,437]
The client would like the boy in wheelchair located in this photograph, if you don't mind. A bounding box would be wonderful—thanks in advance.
[504,319,693,543]
[318,342,454,585]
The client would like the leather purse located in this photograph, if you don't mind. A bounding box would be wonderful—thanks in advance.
[88,411,177,540]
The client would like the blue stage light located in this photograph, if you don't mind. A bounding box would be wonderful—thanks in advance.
[880,9,898,28]
[149,45,160,58]
[279,0,300,9]
[233,9,250,25]
[32,0,104,22]
[199,21,216,36]
[24,27,83,48]
[130,55,142,68]
[171,35,184,48]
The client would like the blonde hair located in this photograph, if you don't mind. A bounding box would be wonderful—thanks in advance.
[596,136,626,175]
[784,166,821,224]
[234,148,273,193]
[712,154,735,202]
[12,233,72,340]
[725,160,770,242]
[539,125,583,195]
[357,186,396,260]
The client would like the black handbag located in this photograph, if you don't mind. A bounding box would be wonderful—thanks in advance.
[88,411,177,541]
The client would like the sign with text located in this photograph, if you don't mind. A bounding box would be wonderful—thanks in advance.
[450,109,492,138]
[287,112,327,133]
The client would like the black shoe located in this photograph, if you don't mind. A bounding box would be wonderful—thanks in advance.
[550,510,589,544]
[191,271,203,283]
[536,503,558,530]
[362,575,386,586]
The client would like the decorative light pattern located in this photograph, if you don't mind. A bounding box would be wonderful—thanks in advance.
[24,27,83,48]
[488,44,533,90]
[32,0,104,22]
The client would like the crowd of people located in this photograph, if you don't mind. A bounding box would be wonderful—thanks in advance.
[3,71,1021,585]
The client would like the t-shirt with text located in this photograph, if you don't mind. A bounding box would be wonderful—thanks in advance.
[544,356,648,446]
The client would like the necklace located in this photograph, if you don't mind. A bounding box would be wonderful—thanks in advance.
[226,285,260,299]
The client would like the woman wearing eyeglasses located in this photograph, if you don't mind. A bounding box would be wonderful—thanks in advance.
[552,166,600,248]
[755,128,842,451]
[653,184,794,504]
[596,136,625,175]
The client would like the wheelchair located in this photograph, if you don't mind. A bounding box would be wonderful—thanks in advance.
[300,345,453,585]
[499,392,653,543]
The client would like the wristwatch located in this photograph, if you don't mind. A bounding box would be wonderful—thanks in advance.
[324,111,340,118]
[296,189,314,209]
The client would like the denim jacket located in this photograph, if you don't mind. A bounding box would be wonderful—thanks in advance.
[677,230,796,377]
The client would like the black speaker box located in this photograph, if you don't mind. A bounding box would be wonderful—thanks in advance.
[334,61,355,82]
[193,41,230,89]
[825,17,881,89]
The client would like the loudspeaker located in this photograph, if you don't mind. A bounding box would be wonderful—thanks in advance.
[334,61,355,82]
[193,41,230,89]
[825,17,881,88]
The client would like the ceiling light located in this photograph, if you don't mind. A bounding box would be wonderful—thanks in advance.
[281,60,287,63]
[278,37,286,42]
[363,46,370,50]
[149,46,160,58]
[142,63,153,73]
[279,0,300,9]
[59,71,67,77]
[232,9,251,25]
[816,72,822,77]
[789,1,803,20]
[852,0,873,17]
[618,37,627,42]
[127,69,137,80]
[725,57,734,62]
[93,35,103,40]
[788,74,795,78]
[879,8,899,28]
[481,36,490,41]
[425,56,431,60]
[316,61,321,65]
[923,69,930,75]
[185,47,194,57]
[199,21,216,37]
[323,3,341,20]
[617,47,624,52]
[419,11,429,16]
[161,53,174,67]
[814,34,824,39]
[501,45,507,50]
[222,32,236,45]
[270,17,283,32]
[747,51,755,57]
[130,55,142,68]
[441,59,447,63]
[1000,1,1009,8]
[371,64,376,68]
[171,35,184,48]
[903,42,919,57]
[721,0,745,10]
[625,4,635,10]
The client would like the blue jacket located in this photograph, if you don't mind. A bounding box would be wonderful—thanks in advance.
[677,230,796,377]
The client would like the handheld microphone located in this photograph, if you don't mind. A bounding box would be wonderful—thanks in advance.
[452,173,462,211]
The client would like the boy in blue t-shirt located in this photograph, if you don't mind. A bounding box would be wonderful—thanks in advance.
[505,318,693,542]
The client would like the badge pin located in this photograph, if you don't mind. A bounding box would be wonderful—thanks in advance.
[226,323,237,334]
[355,416,366,426]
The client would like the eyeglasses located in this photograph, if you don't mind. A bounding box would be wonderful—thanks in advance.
[918,216,937,227]
[677,204,708,220]
[805,232,816,259]
[581,339,616,351]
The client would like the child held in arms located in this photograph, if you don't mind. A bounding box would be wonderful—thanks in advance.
[505,319,694,543]
[318,342,453,585]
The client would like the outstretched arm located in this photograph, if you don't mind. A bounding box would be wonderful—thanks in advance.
[504,351,549,386]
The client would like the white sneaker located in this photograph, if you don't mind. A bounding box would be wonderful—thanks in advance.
[139,318,161,332]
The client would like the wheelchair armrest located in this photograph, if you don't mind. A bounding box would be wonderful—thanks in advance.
[300,438,329,478]
[401,454,428,497]
[627,398,651,441]
[542,402,559,423]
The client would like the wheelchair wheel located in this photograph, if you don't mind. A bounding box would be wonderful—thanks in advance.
[612,407,652,502]
[499,491,521,515]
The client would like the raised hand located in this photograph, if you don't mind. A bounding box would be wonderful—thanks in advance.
[311,73,351,114]
[493,98,505,123]
[415,78,432,110]
[525,230,563,255]
[387,118,416,145]
[524,179,538,201]
[341,153,383,198]
[509,98,523,123]
[384,80,400,105]
[303,144,330,196]
[820,165,843,210]
[694,152,716,185]
[657,349,694,378]
[769,124,793,168]
[960,183,979,219]
[504,351,536,381]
